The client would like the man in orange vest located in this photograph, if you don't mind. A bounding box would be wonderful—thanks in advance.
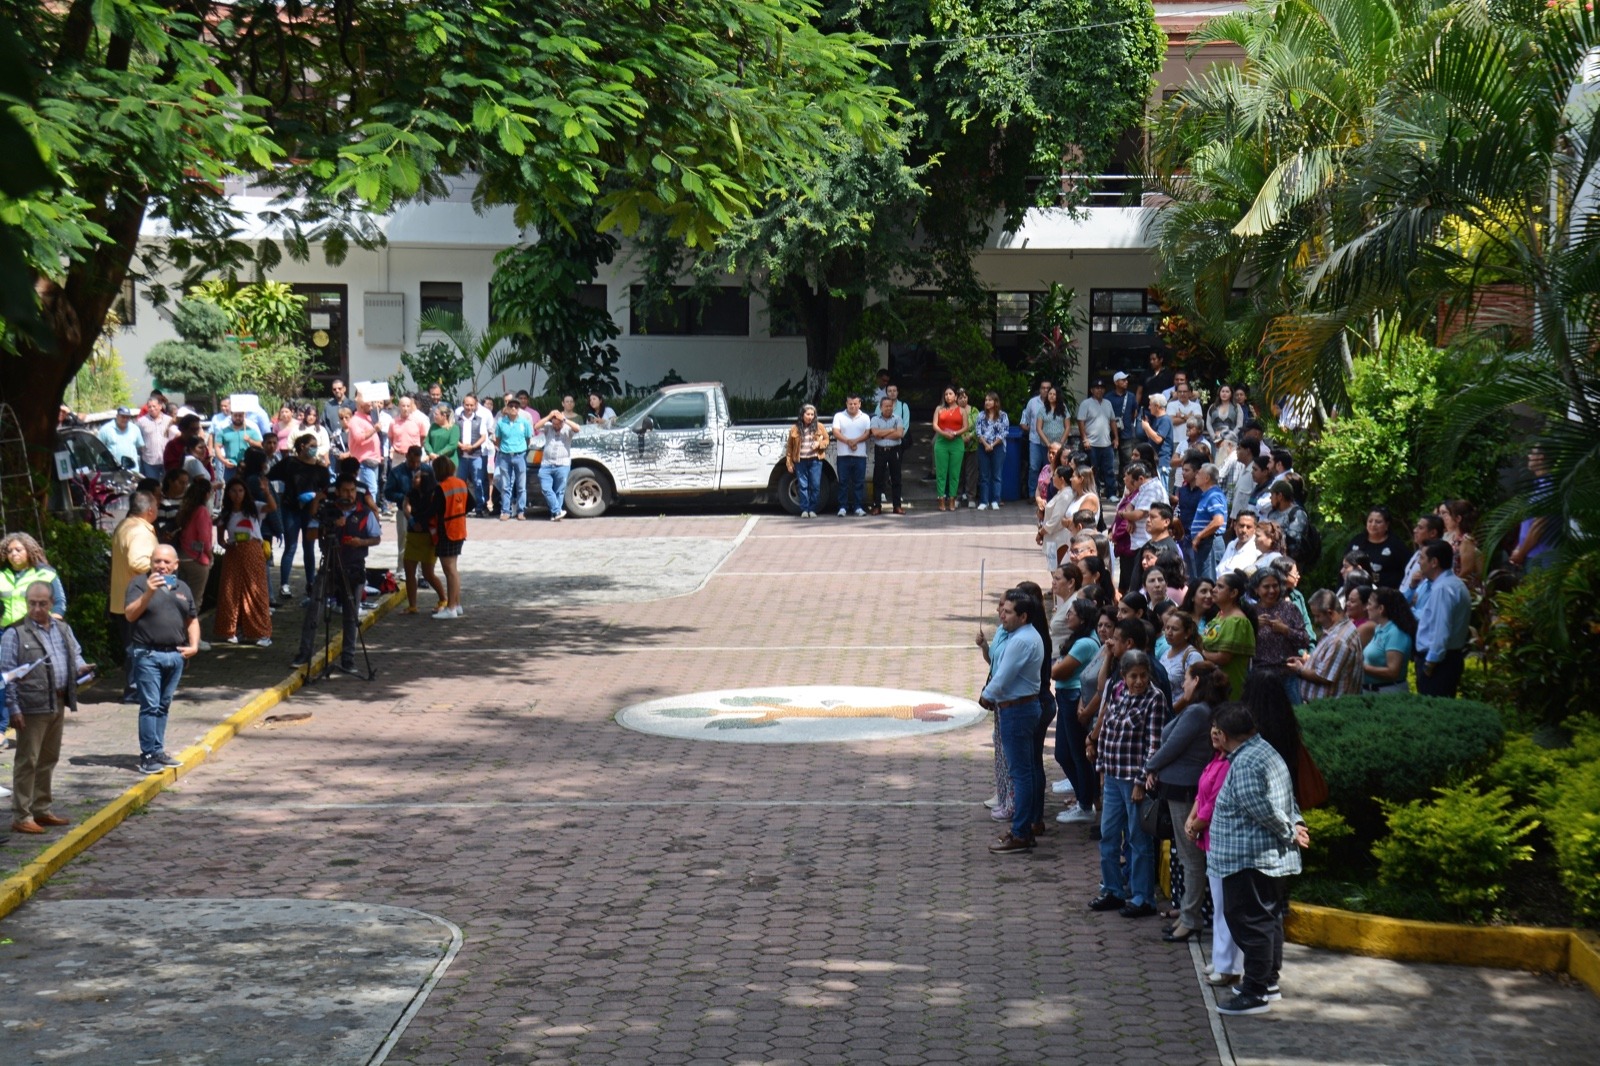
[430,457,469,619]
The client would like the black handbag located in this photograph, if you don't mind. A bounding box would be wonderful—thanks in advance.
[1138,792,1174,841]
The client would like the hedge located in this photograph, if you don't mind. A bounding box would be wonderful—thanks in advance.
[1298,693,1504,832]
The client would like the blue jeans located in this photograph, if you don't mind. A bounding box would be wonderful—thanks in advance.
[1099,776,1156,905]
[1090,445,1116,500]
[140,461,164,481]
[1052,686,1099,810]
[129,646,187,757]
[1027,440,1048,496]
[538,463,570,515]
[836,455,866,512]
[978,443,1006,505]
[278,507,317,591]
[357,462,380,502]
[1194,535,1220,583]
[457,454,486,512]
[499,452,528,515]
[795,458,821,513]
[997,698,1041,839]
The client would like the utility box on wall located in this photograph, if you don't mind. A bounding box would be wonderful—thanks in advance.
[364,292,406,348]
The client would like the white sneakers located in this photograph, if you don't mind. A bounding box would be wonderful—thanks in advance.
[431,606,461,620]
[837,508,847,517]
[1056,805,1096,823]
[256,638,272,648]
[1051,779,1075,795]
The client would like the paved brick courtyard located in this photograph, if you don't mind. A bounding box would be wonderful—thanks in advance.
[5,506,1599,1064]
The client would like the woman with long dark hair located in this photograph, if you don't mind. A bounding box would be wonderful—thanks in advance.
[1051,599,1101,821]
[213,477,274,646]
[1362,587,1416,692]
[932,387,966,511]
[784,404,829,518]
[173,477,214,614]
[1147,660,1232,942]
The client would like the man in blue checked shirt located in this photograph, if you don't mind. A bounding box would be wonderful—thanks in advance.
[1208,703,1310,1017]
[979,590,1046,855]
[1412,541,1472,698]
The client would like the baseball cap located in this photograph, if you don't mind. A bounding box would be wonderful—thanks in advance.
[116,406,133,416]
[1113,371,1129,382]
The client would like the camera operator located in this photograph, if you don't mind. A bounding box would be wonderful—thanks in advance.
[293,475,381,672]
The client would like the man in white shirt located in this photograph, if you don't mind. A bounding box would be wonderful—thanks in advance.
[1166,377,1203,426]
[1020,379,1052,497]
[1076,379,1118,495]
[831,395,871,517]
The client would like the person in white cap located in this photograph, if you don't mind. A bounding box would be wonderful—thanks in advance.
[98,407,143,471]
[1107,372,1140,480]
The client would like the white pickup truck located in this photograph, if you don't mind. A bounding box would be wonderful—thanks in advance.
[560,382,839,518]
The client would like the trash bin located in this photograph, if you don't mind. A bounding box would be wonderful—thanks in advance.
[1002,425,1026,501]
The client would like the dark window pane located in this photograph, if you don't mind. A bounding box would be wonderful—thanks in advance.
[419,281,463,319]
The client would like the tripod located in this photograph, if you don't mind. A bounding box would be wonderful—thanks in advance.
[295,527,378,683]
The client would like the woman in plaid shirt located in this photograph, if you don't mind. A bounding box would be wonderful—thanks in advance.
[1085,649,1171,918]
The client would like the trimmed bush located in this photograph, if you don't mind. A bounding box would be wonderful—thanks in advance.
[1372,783,1538,921]
[1543,761,1600,925]
[1298,694,1504,833]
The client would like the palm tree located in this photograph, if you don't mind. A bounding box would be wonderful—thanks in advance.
[1305,3,1600,588]
[1148,0,1440,410]
[415,309,535,399]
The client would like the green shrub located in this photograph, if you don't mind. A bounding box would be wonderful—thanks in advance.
[821,338,879,415]
[1299,694,1504,833]
[1486,734,1564,807]
[1542,760,1600,925]
[1478,562,1600,728]
[1372,783,1538,921]
[1299,806,1358,878]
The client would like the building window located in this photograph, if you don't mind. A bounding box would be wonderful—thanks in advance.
[576,283,607,312]
[993,292,1042,334]
[629,285,749,336]
[420,281,464,319]
[1088,289,1164,383]
[766,298,804,337]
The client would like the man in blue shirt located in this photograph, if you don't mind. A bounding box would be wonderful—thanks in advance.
[1412,542,1472,698]
[1190,463,1230,582]
[1107,372,1140,479]
[1138,394,1175,491]
[980,590,1046,855]
[1019,380,1052,500]
[97,407,143,470]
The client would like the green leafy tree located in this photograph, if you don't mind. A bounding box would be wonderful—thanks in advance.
[409,310,535,402]
[1,0,900,455]
[696,0,1165,396]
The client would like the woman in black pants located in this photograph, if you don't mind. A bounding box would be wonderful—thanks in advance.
[1014,580,1055,839]
[1051,599,1103,822]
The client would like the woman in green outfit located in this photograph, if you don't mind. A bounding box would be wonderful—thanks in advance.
[0,533,65,626]
[931,387,967,510]
[426,404,461,465]
[1200,570,1256,699]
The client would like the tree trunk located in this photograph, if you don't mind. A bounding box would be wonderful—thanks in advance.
[788,264,864,403]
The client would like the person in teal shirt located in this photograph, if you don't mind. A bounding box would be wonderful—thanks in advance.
[1361,588,1415,693]
[494,398,533,519]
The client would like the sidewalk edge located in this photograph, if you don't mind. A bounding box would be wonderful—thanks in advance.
[1287,901,1599,999]
[0,588,406,921]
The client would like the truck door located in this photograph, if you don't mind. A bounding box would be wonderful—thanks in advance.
[623,390,718,491]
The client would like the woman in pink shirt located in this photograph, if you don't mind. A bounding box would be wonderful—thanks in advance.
[1186,717,1241,987]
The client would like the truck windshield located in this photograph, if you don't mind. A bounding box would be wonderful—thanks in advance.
[614,390,708,431]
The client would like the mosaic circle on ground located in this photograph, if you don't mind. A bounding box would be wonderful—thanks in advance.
[615,685,987,743]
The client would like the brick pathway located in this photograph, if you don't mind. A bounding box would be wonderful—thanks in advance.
[7,504,1599,1063]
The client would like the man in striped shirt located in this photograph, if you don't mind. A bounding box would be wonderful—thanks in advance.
[1287,590,1365,702]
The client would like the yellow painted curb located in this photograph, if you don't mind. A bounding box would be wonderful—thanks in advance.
[0,588,407,922]
[1287,902,1600,998]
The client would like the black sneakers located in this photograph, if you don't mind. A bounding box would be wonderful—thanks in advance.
[1216,992,1271,1016]
[1231,983,1282,1002]
[137,755,165,775]
[155,751,181,767]
[1087,891,1126,912]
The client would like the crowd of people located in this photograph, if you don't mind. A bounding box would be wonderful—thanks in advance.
[968,355,1507,1018]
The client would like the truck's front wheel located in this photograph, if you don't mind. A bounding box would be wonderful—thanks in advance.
[776,471,803,516]
[565,468,610,518]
